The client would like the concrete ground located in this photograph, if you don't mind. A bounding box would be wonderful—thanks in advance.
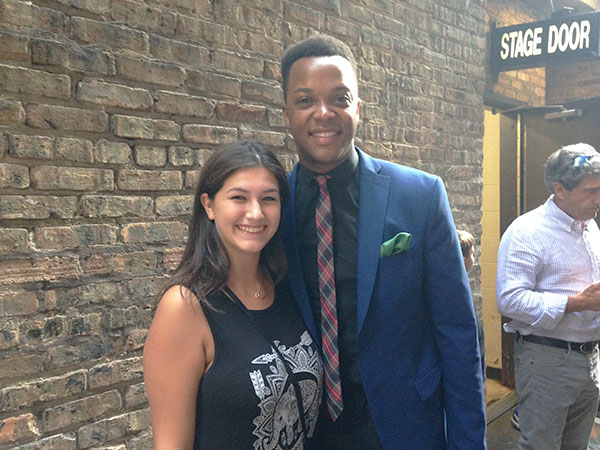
[486,407,521,450]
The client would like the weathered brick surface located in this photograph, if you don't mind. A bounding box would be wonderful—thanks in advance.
[0,256,81,285]
[155,195,194,216]
[0,163,29,189]
[34,224,118,250]
[116,56,185,87]
[94,139,132,165]
[0,31,29,62]
[0,414,40,446]
[32,39,112,75]
[8,134,54,160]
[55,138,94,164]
[121,221,187,244]
[134,145,167,167]
[0,228,28,253]
[0,196,77,219]
[77,79,153,111]
[154,90,214,117]
[0,290,39,317]
[42,390,121,432]
[80,195,154,218]
[182,124,238,144]
[117,169,183,191]
[0,99,25,125]
[0,0,493,447]
[112,115,180,141]
[31,167,114,191]
[12,434,76,450]
[26,105,109,132]
[0,64,70,99]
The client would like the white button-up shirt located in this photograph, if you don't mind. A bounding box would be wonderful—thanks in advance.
[497,196,600,342]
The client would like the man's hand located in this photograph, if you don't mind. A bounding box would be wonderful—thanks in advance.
[566,282,600,312]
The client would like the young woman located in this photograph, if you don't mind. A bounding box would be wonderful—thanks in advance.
[143,141,323,449]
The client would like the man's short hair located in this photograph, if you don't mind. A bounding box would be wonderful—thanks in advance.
[457,229,475,258]
[544,143,600,193]
[280,35,357,102]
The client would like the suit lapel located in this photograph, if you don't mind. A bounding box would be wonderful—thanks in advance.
[282,166,319,341]
[356,150,390,336]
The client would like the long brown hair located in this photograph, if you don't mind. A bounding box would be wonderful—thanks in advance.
[164,140,290,305]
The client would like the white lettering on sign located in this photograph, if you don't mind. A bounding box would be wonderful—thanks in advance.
[548,20,591,54]
[500,27,543,59]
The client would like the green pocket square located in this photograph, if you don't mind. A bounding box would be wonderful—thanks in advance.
[380,232,412,258]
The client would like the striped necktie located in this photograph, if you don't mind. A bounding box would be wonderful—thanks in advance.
[315,175,343,421]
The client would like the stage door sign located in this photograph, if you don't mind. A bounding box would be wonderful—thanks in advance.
[491,11,600,72]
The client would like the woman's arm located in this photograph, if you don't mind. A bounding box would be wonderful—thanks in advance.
[143,286,213,450]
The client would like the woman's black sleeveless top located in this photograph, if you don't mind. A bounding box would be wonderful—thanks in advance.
[194,282,323,450]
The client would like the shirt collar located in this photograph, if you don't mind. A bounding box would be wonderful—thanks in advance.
[546,196,588,233]
[297,148,359,188]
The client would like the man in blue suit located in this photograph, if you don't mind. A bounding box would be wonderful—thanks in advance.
[279,35,486,449]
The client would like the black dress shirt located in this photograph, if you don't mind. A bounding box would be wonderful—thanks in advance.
[296,150,383,450]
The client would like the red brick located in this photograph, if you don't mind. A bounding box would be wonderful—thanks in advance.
[0,256,81,285]
[85,251,158,276]
[0,414,40,445]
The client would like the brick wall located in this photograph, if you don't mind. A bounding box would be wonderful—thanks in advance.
[0,0,486,447]
[485,0,547,105]
[547,59,600,104]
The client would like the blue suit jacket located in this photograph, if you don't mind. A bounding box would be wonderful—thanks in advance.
[280,148,486,449]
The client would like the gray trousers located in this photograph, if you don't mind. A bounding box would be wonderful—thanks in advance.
[515,337,600,450]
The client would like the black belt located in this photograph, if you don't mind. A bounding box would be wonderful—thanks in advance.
[517,332,598,354]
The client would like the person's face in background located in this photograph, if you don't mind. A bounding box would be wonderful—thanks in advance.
[283,55,360,174]
[463,246,475,274]
[200,167,281,262]
[552,175,600,221]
